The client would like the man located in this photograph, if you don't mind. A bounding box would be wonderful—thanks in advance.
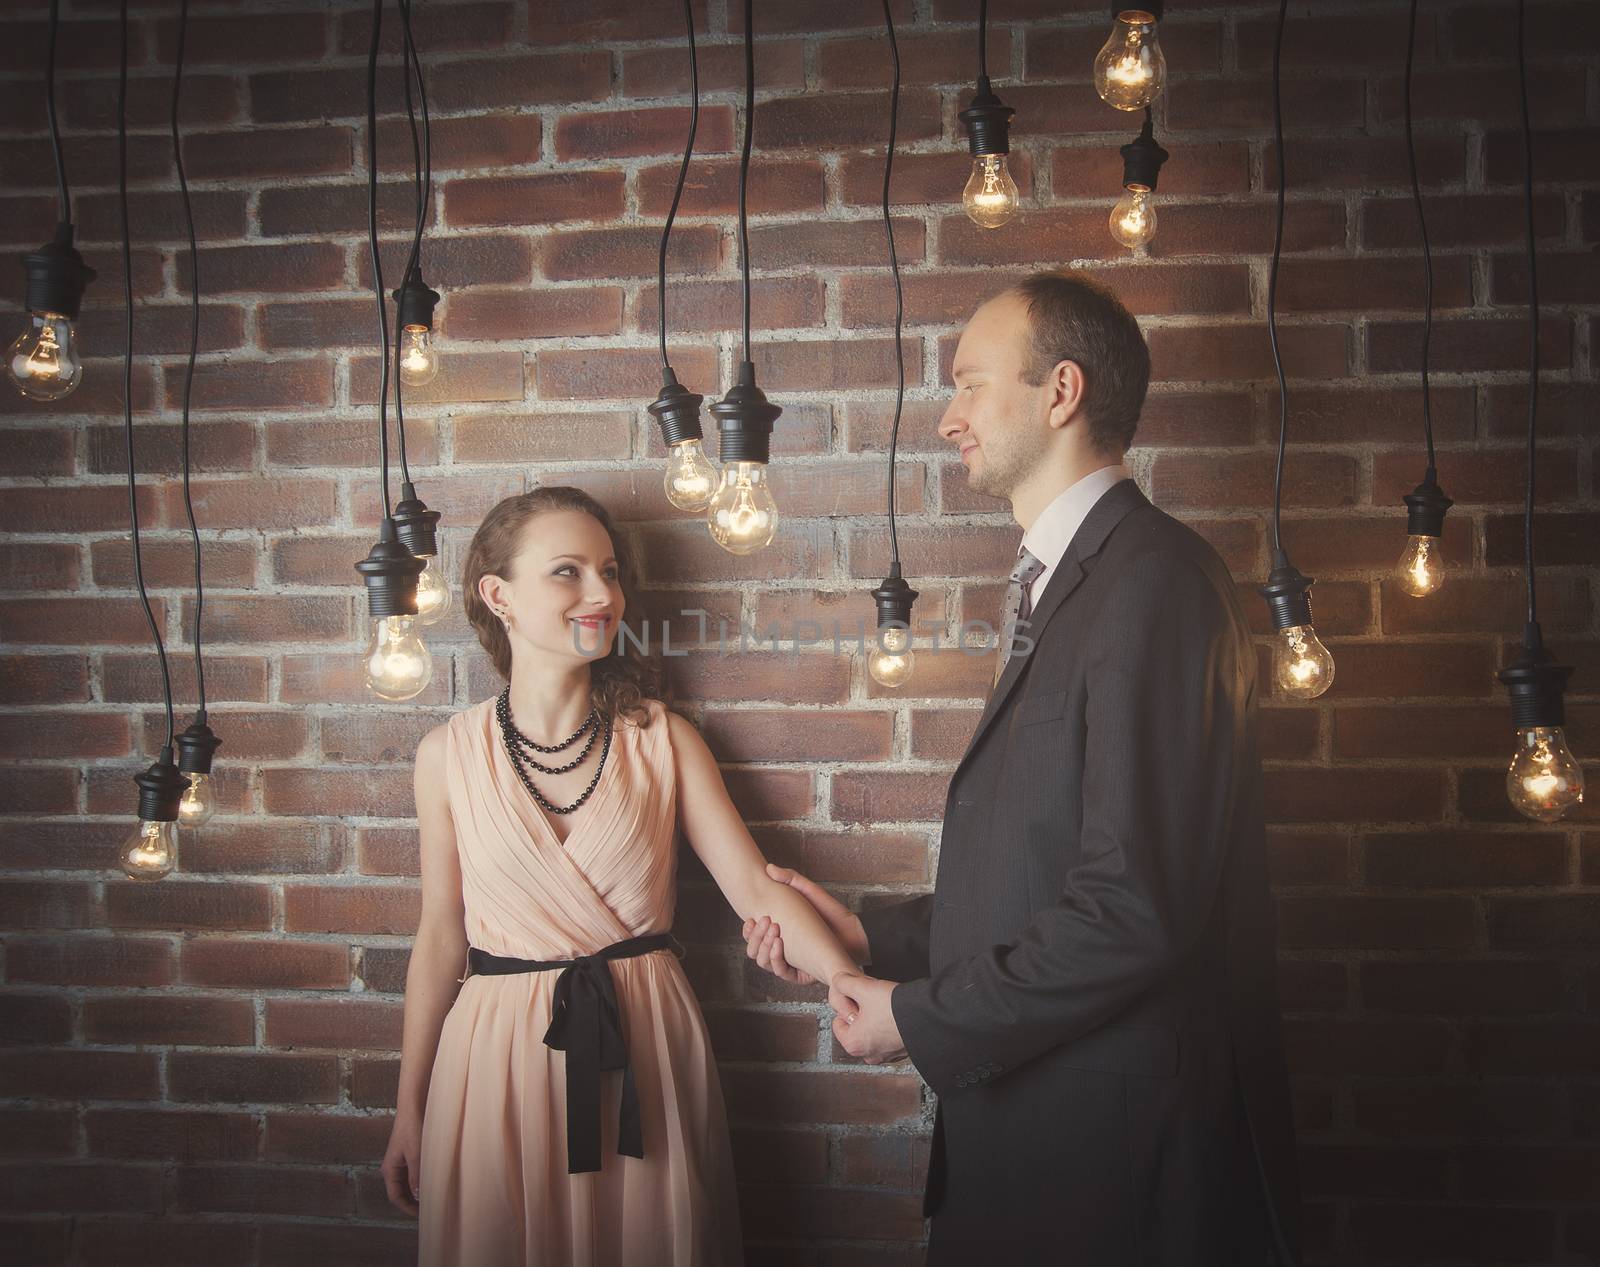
[743,273,1302,1264]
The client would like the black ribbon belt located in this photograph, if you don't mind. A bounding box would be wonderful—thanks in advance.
[466,931,682,1175]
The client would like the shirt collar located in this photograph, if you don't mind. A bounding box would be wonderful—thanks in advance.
[1018,463,1132,572]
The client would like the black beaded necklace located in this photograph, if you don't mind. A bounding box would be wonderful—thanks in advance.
[496,687,612,817]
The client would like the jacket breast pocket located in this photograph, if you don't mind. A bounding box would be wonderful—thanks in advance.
[1013,688,1069,728]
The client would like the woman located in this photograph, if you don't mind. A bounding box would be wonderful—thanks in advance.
[380,487,859,1266]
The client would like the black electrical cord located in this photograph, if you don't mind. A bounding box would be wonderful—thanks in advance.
[1403,0,1436,474]
[978,0,990,81]
[1515,0,1538,627]
[366,0,392,520]
[1265,0,1289,557]
[119,0,175,748]
[171,0,205,716]
[881,0,904,565]
[658,0,699,368]
[393,0,431,486]
[737,0,755,362]
[46,0,70,221]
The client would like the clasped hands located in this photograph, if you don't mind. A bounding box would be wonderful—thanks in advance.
[742,863,907,1065]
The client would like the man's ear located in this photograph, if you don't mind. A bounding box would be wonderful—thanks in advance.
[1045,359,1087,431]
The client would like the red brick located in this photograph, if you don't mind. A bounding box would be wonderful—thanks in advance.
[78,1219,256,1266]
[1150,201,1348,257]
[279,653,454,707]
[1264,768,1444,824]
[1275,256,1473,314]
[102,653,269,705]
[174,1163,351,1217]
[449,287,624,344]
[1381,576,1589,636]
[282,883,420,936]
[536,344,717,402]
[1485,511,1600,567]
[1375,449,1579,507]
[751,216,926,269]
[1363,962,1564,1017]
[1149,324,1351,383]
[0,1107,76,1158]
[0,1049,161,1100]
[0,483,163,534]
[371,113,541,173]
[0,655,89,706]
[335,1,513,55]
[453,410,633,464]
[1166,75,1365,133]
[0,1162,163,1214]
[721,1069,921,1126]
[556,104,733,161]
[86,419,256,476]
[429,51,611,112]
[349,349,525,405]
[541,224,720,281]
[258,179,430,238]
[168,1052,340,1105]
[173,358,335,412]
[443,170,626,228]
[634,277,826,335]
[1369,316,1571,375]
[821,26,1013,87]
[183,127,352,180]
[623,39,805,98]
[1,596,168,647]
[1025,20,1224,79]
[64,73,242,133]
[105,881,273,933]
[1284,1018,1452,1076]
[1153,452,1356,511]
[193,595,351,645]
[182,938,351,990]
[0,543,81,592]
[754,337,921,392]
[638,157,826,217]
[264,1112,394,1164]
[84,995,255,1046]
[1276,896,1477,950]
[257,298,373,351]
[0,426,73,477]
[0,710,127,759]
[265,998,403,1051]
[1362,192,1565,249]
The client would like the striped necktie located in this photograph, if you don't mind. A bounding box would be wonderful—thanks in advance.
[994,547,1046,686]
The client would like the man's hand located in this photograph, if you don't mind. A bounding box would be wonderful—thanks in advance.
[742,863,869,984]
[829,970,907,1065]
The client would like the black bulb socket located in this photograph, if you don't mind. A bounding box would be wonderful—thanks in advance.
[1120,112,1170,193]
[1112,3,1163,20]
[710,361,781,466]
[871,566,920,631]
[1403,474,1453,540]
[393,270,440,332]
[392,481,441,559]
[959,77,1016,158]
[1259,554,1316,633]
[1498,623,1572,730]
[356,517,424,620]
[22,222,97,322]
[648,365,707,449]
[135,747,190,823]
[175,715,222,776]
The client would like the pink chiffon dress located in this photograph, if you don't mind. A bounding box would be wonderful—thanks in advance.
[417,696,743,1266]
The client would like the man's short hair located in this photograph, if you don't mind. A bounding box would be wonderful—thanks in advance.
[1008,271,1150,456]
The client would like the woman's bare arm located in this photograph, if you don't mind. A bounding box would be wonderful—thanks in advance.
[667,711,859,988]
[383,724,468,1215]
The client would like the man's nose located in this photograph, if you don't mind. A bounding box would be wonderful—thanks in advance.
[938,396,966,440]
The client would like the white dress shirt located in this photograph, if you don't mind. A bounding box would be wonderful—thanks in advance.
[1018,463,1132,609]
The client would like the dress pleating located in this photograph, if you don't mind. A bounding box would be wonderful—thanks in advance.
[418,696,743,1267]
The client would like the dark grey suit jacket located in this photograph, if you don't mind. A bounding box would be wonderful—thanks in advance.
[860,479,1302,1266]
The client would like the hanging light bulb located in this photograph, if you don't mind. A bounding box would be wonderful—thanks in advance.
[649,369,720,512]
[413,555,451,625]
[121,749,189,881]
[1110,186,1157,249]
[356,517,429,700]
[1110,111,1169,251]
[398,324,437,385]
[1272,624,1336,700]
[1499,626,1584,822]
[9,226,96,401]
[393,271,441,387]
[868,569,920,689]
[1398,476,1452,598]
[393,482,447,625]
[707,362,781,556]
[174,715,221,828]
[665,439,718,511]
[1094,9,1167,112]
[365,614,432,701]
[1260,555,1335,701]
[8,312,83,400]
[1507,726,1585,823]
[963,153,1020,230]
[708,461,778,555]
[958,80,1018,229]
[122,817,179,881]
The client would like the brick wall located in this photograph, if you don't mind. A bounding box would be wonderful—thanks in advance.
[1,0,1597,1262]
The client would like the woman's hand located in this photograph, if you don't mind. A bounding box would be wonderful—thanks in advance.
[742,863,868,983]
[382,1111,423,1217]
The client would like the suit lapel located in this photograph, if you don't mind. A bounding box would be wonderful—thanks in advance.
[954,478,1150,778]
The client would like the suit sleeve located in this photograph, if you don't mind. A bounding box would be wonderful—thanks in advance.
[889,549,1249,1098]
[859,894,935,983]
